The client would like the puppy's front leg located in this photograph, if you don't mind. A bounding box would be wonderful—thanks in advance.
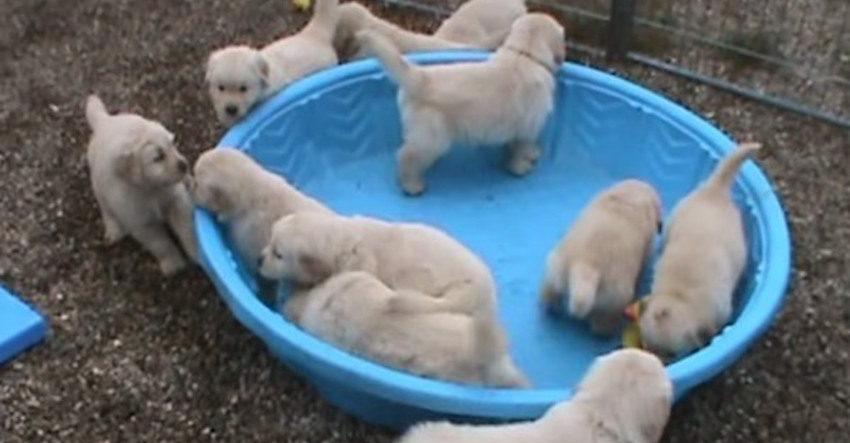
[132,223,187,276]
[164,185,199,263]
[506,139,541,176]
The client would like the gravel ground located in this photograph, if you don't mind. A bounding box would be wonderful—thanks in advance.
[1,1,848,442]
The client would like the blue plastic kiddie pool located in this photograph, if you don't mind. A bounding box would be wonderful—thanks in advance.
[195,51,792,429]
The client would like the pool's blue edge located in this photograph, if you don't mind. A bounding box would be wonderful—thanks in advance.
[195,51,793,427]
[0,286,48,366]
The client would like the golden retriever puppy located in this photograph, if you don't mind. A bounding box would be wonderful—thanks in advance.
[541,180,662,335]
[191,148,331,294]
[639,143,761,358]
[434,0,527,49]
[333,2,466,61]
[398,348,672,443]
[358,13,564,195]
[84,95,197,276]
[285,271,528,387]
[206,0,340,126]
[259,211,496,317]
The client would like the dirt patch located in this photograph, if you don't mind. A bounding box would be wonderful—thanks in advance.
[0,1,847,442]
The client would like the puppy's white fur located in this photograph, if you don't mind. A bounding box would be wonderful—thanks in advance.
[639,143,761,358]
[542,180,662,335]
[206,0,340,126]
[84,95,197,276]
[286,271,528,387]
[398,348,672,443]
[434,0,527,49]
[334,2,467,60]
[259,211,496,317]
[358,13,564,195]
[191,148,331,289]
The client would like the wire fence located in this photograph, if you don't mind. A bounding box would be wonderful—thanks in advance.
[380,0,850,129]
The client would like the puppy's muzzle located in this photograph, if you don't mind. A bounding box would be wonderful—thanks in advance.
[225,105,239,117]
[177,159,188,174]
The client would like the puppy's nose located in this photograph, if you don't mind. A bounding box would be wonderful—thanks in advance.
[177,159,188,174]
[225,105,239,116]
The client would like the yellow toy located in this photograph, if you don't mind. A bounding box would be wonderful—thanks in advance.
[292,0,311,11]
[622,300,644,348]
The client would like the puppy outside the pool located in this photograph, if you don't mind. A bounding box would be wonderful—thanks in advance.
[398,348,672,443]
[258,211,497,319]
[84,95,197,276]
[206,0,340,126]
[358,12,565,195]
[284,270,529,388]
[541,179,662,335]
[434,0,527,50]
[639,142,761,359]
[190,148,332,296]
[333,2,467,61]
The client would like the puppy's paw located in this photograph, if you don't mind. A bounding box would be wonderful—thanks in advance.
[507,145,540,176]
[103,223,127,245]
[158,255,187,276]
[400,177,426,196]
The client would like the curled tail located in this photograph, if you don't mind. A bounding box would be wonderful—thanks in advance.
[356,30,424,92]
[85,95,110,131]
[704,142,761,191]
[567,261,600,319]
[473,313,529,388]
[303,0,340,43]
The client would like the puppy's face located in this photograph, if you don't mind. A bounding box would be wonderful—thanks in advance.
[117,123,187,187]
[259,214,333,285]
[206,46,269,126]
[506,13,566,70]
[190,149,246,218]
[638,296,715,359]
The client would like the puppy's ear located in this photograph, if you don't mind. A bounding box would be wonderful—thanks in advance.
[115,149,142,183]
[254,52,270,88]
[298,253,331,283]
[653,307,670,322]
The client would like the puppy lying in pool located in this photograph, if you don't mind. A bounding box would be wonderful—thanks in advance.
[434,0,527,49]
[398,348,672,443]
[285,271,528,387]
[191,148,331,296]
[258,211,496,318]
[334,2,466,61]
[541,180,662,335]
[84,95,197,275]
[358,13,564,195]
[638,143,760,358]
[206,0,340,126]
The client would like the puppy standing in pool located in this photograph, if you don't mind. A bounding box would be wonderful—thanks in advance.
[541,180,662,335]
[358,13,565,195]
[84,95,197,276]
[258,211,496,317]
[398,348,672,443]
[191,148,331,295]
[284,271,528,387]
[434,0,527,49]
[206,0,340,126]
[638,143,761,358]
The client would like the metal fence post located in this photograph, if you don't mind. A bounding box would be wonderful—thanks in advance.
[607,0,636,61]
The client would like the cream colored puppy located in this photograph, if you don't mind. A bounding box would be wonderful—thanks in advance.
[191,148,331,292]
[285,271,528,387]
[434,0,527,49]
[541,180,662,335]
[398,348,672,443]
[333,2,467,61]
[359,13,564,195]
[84,95,197,276]
[259,211,496,317]
[639,143,761,358]
[206,0,340,126]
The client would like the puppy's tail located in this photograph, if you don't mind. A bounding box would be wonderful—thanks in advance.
[303,0,340,44]
[85,95,110,131]
[473,313,530,388]
[356,30,425,93]
[704,142,761,192]
[567,261,600,319]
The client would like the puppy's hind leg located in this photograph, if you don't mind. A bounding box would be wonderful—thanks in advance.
[506,139,541,176]
[95,193,126,245]
[131,223,187,276]
[388,280,486,316]
[396,115,450,196]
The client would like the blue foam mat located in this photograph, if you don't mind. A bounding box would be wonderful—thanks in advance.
[0,286,47,365]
